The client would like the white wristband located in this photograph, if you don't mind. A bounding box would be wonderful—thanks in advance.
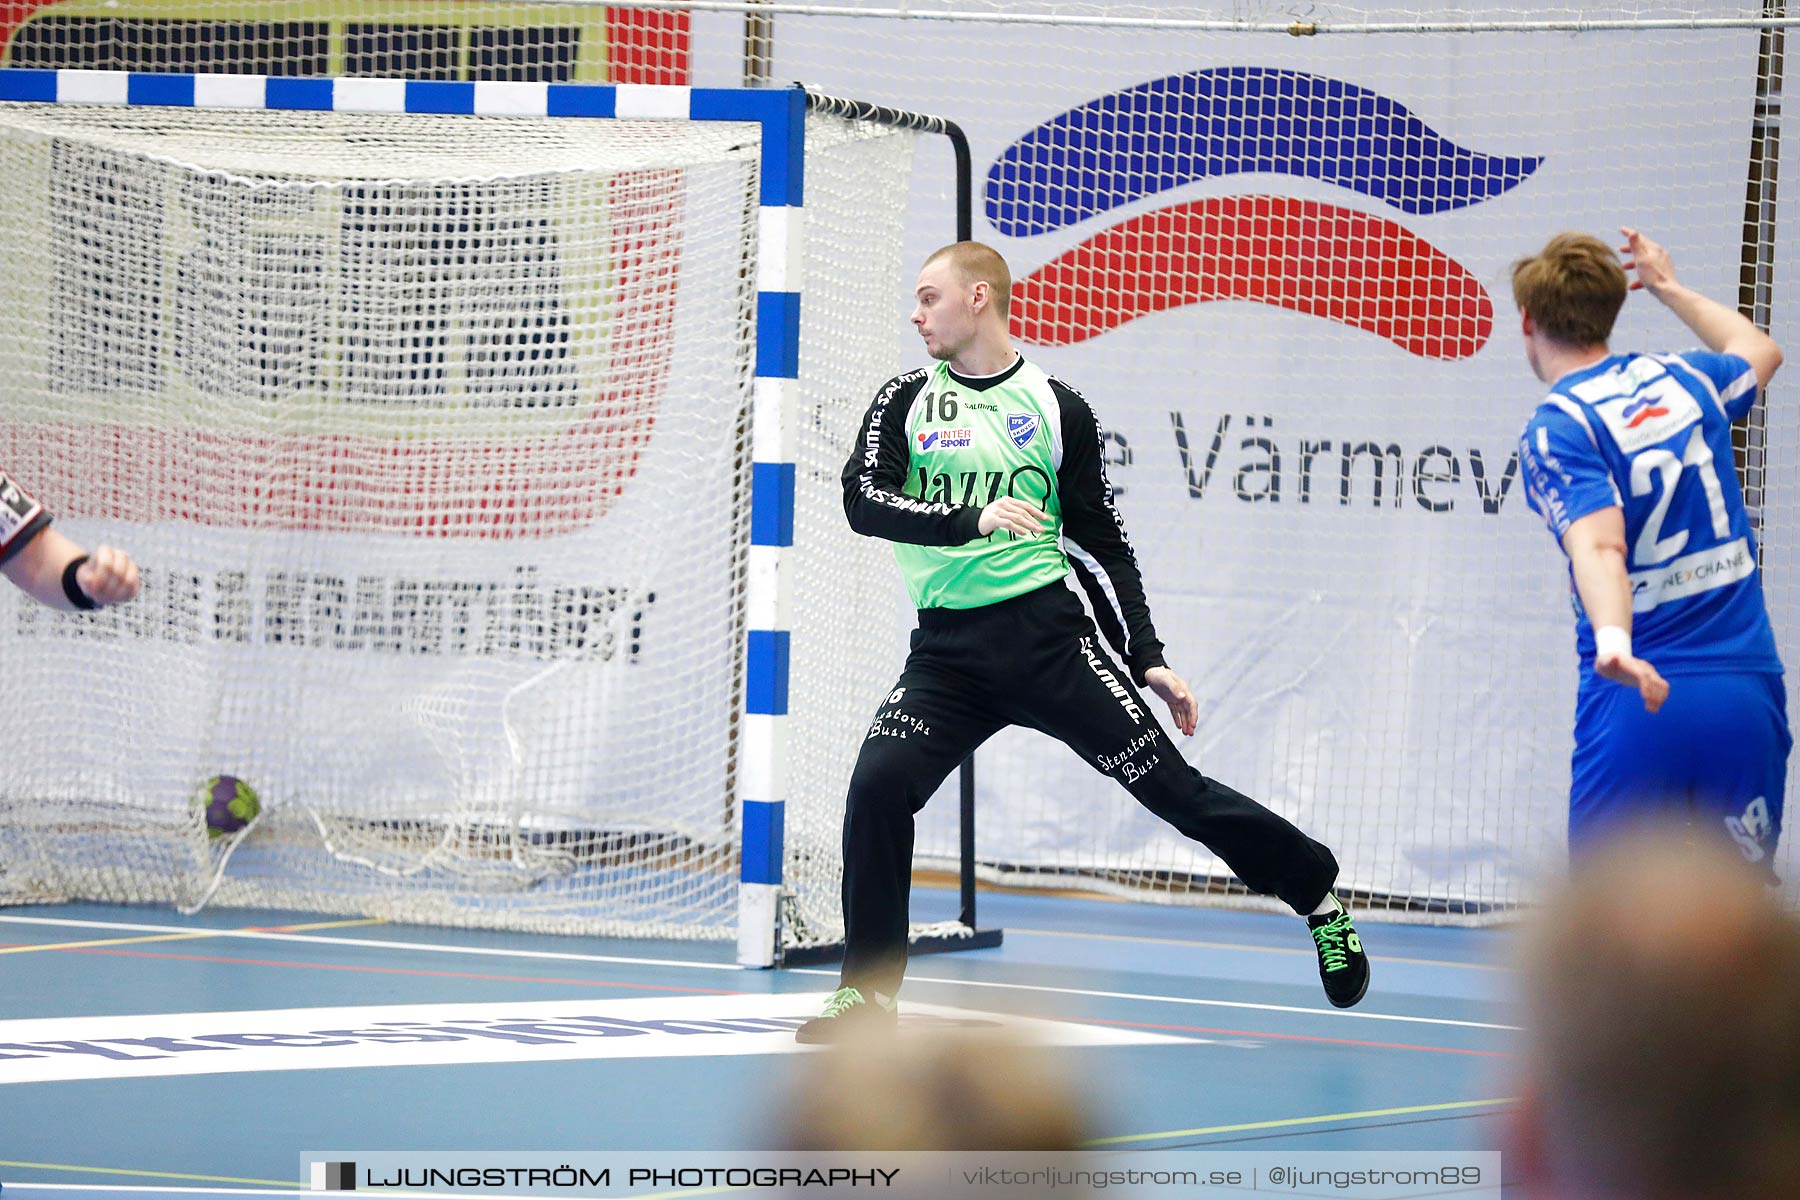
[1595,625,1632,660]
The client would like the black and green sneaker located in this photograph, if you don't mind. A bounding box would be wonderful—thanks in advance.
[794,985,898,1044]
[1307,896,1370,1008]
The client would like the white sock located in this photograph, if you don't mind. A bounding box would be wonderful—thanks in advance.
[1309,895,1339,918]
[872,990,894,1009]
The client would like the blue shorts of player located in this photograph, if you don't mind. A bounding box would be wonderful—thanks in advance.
[1570,670,1790,879]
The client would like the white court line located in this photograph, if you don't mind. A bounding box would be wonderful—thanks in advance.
[788,967,1521,1031]
[2,1188,304,1197]
[0,914,742,973]
[1004,927,1509,971]
[0,914,1519,1031]
[2,1180,719,1199]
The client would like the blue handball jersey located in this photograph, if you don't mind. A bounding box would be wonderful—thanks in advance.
[1520,350,1783,680]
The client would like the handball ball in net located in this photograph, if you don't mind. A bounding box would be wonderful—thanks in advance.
[195,775,260,838]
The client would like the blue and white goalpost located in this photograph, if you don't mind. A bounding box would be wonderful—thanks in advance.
[0,68,951,964]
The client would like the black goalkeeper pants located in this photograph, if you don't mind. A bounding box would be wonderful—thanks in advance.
[839,582,1340,997]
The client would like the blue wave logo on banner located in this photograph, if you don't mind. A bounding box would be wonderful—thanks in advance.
[994,67,1544,359]
[987,66,1543,238]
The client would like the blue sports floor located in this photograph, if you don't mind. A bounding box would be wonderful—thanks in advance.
[0,886,1518,1197]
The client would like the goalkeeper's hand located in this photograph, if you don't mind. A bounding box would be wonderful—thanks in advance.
[1595,647,1669,714]
[977,496,1049,538]
[1144,666,1198,736]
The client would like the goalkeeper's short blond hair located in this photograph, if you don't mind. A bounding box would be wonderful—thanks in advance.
[923,241,1012,319]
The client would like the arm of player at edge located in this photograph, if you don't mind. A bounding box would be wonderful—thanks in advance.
[1,524,141,611]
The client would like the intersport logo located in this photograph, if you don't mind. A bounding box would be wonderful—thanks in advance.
[989,67,1543,360]
[917,428,974,452]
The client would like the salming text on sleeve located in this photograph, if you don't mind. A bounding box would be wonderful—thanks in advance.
[841,368,986,547]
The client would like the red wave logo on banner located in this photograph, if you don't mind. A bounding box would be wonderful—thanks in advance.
[1010,196,1493,361]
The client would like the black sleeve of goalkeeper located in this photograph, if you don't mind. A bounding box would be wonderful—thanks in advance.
[840,369,983,546]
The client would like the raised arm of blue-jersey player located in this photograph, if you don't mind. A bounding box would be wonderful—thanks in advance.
[1051,379,1166,684]
[840,371,986,546]
[1624,227,1783,389]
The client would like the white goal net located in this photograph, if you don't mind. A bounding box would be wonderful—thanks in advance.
[0,96,921,941]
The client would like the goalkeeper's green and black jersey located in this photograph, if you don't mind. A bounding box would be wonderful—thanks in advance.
[840,353,1167,685]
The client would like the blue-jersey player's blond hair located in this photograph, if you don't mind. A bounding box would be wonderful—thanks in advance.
[1512,232,1629,348]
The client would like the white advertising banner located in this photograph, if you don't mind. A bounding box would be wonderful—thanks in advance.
[771,20,1765,907]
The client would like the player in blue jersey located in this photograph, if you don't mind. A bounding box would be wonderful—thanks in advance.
[1514,229,1788,874]
[1,469,140,610]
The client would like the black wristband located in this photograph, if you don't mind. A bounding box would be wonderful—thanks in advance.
[62,554,98,610]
